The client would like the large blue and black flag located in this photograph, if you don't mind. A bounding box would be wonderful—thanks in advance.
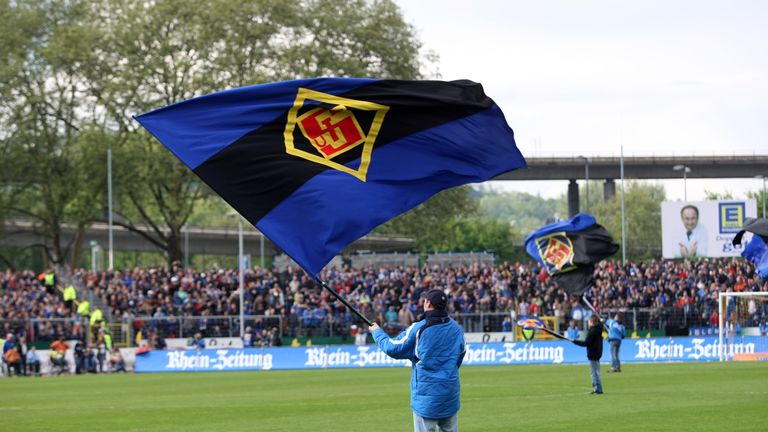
[732,218,768,279]
[525,213,619,296]
[135,78,526,277]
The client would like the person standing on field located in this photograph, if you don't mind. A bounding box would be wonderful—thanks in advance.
[370,289,466,432]
[606,313,626,372]
[572,314,604,394]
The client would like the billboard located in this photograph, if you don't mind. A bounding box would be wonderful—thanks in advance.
[133,336,764,372]
[661,200,757,258]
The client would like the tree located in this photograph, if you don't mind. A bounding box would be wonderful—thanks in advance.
[477,188,562,236]
[704,190,734,200]
[284,0,422,79]
[376,186,478,250]
[442,217,521,261]
[746,190,766,219]
[0,0,105,269]
[589,181,666,259]
[80,0,427,264]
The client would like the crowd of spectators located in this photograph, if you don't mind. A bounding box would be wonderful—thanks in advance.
[0,270,87,342]
[1,257,767,342]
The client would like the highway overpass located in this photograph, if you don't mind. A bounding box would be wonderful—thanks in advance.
[495,154,768,215]
[1,219,414,262]
[2,154,766,262]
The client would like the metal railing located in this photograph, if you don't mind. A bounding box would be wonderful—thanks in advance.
[0,317,89,346]
[127,315,284,341]
[5,304,757,346]
[425,251,496,267]
[596,306,716,332]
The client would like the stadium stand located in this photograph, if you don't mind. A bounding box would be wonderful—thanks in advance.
[2,257,766,347]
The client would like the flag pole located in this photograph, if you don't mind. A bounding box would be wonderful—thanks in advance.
[582,294,609,332]
[316,278,373,326]
[539,326,573,342]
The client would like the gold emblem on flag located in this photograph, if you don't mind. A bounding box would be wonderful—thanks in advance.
[535,232,577,274]
[284,88,389,182]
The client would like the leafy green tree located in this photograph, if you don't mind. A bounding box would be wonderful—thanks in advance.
[0,0,455,268]
[704,190,734,200]
[589,181,666,259]
[478,188,562,236]
[746,190,766,219]
[0,0,105,269]
[284,0,422,79]
[78,0,427,264]
[441,217,521,261]
[376,186,478,250]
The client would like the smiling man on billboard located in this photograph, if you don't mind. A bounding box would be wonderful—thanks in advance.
[677,204,708,258]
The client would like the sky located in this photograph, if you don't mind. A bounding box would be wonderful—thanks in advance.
[395,0,768,201]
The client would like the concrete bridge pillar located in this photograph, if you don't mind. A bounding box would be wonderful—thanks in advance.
[604,179,616,201]
[568,179,580,216]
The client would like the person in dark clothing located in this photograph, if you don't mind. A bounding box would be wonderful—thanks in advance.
[270,327,283,347]
[572,314,604,394]
[74,339,86,374]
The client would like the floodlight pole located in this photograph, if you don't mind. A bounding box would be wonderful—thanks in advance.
[620,146,626,266]
[259,231,265,269]
[184,225,189,268]
[673,164,691,201]
[107,146,114,270]
[238,216,244,338]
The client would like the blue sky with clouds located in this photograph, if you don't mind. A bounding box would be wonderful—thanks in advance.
[395,0,768,200]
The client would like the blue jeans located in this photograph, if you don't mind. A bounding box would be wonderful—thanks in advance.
[413,412,458,432]
[589,360,603,393]
[609,339,621,371]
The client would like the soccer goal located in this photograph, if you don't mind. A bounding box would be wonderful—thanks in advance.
[718,291,768,361]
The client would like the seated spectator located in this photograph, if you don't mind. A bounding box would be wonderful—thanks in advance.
[48,336,69,375]
[501,316,512,332]
[85,345,98,373]
[354,325,368,346]
[242,326,255,348]
[49,349,68,375]
[270,327,283,347]
[3,346,21,376]
[188,332,205,350]
[152,333,167,350]
[110,348,126,373]
[26,347,41,376]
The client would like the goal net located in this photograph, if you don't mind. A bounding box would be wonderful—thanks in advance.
[718,292,768,361]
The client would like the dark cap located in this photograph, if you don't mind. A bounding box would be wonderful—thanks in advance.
[425,289,447,310]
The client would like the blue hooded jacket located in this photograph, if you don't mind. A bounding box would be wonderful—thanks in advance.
[606,318,626,341]
[373,310,465,418]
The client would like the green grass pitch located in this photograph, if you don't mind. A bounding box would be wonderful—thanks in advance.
[2,362,766,431]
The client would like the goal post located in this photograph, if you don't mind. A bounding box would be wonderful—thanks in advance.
[718,291,768,361]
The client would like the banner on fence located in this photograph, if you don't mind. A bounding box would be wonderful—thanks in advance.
[463,332,516,343]
[134,336,764,373]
